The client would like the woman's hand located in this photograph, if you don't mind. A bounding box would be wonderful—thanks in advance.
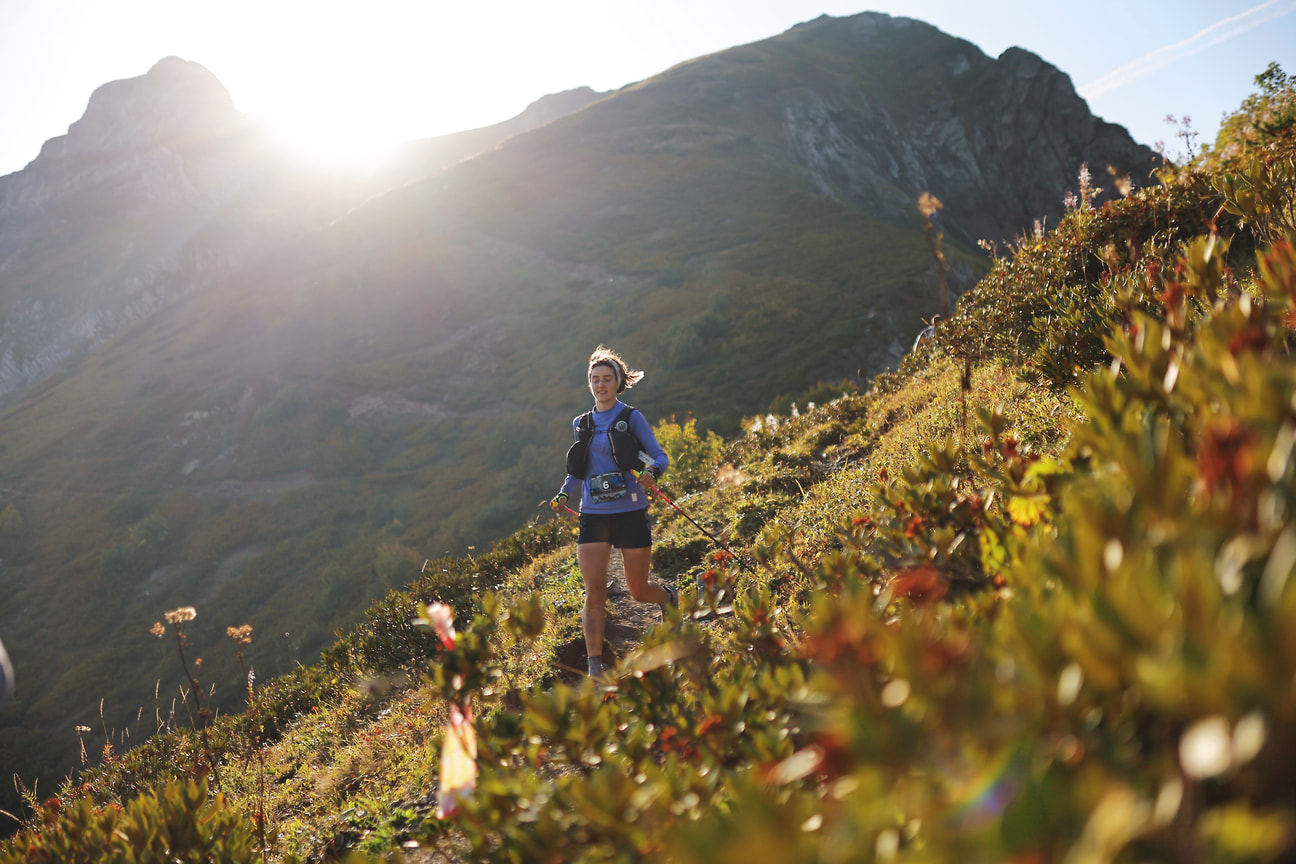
[637,468,659,489]
[550,492,569,511]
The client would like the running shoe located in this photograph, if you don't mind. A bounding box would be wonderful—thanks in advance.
[659,584,679,621]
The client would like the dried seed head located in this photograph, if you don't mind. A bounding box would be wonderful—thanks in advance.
[226,625,253,645]
[917,192,943,218]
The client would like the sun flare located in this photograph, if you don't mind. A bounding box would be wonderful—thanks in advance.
[266,113,402,169]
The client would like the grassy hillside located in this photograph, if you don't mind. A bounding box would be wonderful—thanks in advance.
[0,14,1027,803]
[3,66,1294,862]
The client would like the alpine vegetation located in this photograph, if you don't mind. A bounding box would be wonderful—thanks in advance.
[5,39,1296,864]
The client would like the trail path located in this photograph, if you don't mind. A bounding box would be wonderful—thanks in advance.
[554,549,663,682]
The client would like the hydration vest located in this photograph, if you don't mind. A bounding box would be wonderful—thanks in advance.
[565,404,643,478]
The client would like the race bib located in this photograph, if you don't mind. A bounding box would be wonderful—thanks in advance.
[588,471,628,504]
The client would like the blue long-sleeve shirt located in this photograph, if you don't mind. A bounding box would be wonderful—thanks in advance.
[560,402,668,514]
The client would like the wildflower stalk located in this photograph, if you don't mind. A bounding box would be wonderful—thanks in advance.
[153,608,221,787]
[918,192,967,435]
[917,192,950,317]
[228,624,268,856]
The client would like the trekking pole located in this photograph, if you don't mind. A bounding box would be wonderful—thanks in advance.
[540,498,581,518]
[546,500,580,518]
[643,481,758,576]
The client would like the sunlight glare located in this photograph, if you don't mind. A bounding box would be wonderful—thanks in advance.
[267,112,401,169]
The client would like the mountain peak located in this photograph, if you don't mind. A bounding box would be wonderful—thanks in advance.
[786,10,926,39]
[37,56,241,162]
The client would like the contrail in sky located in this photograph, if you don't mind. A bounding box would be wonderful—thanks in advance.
[1079,0,1296,100]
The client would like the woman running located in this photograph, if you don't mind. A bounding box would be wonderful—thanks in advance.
[551,346,674,679]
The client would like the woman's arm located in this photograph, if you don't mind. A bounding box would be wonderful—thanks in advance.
[631,411,669,476]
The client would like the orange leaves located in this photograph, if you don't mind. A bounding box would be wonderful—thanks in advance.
[696,714,723,736]
[1197,419,1255,498]
[1157,276,1192,327]
[1260,237,1296,293]
[1006,495,1049,527]
[655,725,700,760]
[1196,418,1262,528]
[1226,325,1270,355]
[903,514,925,539]
[800,617,884,668]
[888,565,949,605]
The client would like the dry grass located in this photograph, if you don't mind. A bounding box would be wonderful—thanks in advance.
[791,355,1079,543]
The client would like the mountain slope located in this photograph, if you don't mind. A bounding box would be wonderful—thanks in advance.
[0,11,1154,808]
[380,86,610,184]
[0,61,604,408]
[9,76,1294,858]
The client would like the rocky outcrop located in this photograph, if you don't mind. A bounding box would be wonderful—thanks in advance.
[776,13,1157,245]
[0,60,259,400]
[0,57,250,213]
[49,56,239,157]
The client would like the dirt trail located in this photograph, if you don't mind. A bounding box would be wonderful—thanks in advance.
[555,550,664,682]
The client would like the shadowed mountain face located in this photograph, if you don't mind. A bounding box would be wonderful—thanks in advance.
[0,61,604,406]
[0,11,1153,807]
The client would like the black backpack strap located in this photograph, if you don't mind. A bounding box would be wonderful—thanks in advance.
[565,411,595,478]
[609,405,644,471]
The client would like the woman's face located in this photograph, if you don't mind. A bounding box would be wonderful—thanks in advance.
[588,363,619,408]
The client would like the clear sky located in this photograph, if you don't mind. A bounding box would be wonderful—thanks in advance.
[0,0,1293,176]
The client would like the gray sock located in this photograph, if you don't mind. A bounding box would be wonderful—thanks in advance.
[588,656,604,677]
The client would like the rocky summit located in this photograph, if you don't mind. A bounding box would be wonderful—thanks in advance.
[767,14,1156,245]
[0,59,259,401]
[41,57,240,160]
[2,57,246,211]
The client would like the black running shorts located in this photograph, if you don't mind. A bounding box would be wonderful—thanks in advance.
[577,508,652,548]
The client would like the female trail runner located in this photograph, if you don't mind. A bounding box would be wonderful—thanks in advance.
[551,346,675,679]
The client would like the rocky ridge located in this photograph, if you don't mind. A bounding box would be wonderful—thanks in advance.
[776,14,1156,245]
[0,57,247,212]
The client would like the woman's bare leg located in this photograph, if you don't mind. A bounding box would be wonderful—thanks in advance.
[621,546,668,604]
[579,542,612,673]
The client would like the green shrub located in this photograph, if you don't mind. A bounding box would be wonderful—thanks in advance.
[0,780,272,864]
[1214,62,1296,156]
[654,415,725,493]
[655,311,723,367]
[767,379,859,416]
[942,168,1227,373]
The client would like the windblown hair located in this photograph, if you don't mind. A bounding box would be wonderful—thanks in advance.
[588,345,644,393]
